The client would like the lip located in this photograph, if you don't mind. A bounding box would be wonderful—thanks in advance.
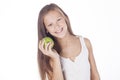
[55,28,63,34]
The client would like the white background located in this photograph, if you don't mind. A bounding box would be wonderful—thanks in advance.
[0,0,120,80]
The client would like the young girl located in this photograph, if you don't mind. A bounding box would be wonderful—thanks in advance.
[38,3,100,80]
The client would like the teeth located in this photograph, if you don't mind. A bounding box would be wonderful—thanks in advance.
[57,29,61,33]
[56,28,62,33]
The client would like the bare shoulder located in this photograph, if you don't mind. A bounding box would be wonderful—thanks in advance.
[84,37,100,79]
[84,37,92,49]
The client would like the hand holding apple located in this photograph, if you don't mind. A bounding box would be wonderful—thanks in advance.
[43,37,54,48]
[39,37,59,59]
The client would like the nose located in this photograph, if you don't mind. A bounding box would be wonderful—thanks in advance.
[54,22,60,30]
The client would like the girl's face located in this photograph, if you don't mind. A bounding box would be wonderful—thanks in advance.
[44,10,68,39]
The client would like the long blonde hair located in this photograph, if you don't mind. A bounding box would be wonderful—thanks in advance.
[37,3,75,80]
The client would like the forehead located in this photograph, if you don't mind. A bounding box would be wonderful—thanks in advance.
[44,10,63,22]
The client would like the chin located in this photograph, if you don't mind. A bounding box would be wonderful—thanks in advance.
[54,32,68,39]
[53,35,65,39]
[56,35,66,39]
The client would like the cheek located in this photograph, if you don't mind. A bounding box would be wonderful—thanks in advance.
[59,20,67,27]
[62,22,68,29]
[62,19,67,25]
[46,27,54,33]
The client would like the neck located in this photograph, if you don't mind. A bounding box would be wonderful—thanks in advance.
[55,33,75,49]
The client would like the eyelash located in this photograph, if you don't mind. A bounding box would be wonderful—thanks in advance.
[48,24,52,27]
[57,18,62,21]
[47,18,62,27]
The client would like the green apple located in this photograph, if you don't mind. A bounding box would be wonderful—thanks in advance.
[43,37,54,48]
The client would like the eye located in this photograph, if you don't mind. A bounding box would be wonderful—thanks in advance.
[47,23,52,27]
[57,18,62,21]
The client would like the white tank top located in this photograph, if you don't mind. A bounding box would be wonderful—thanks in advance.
[60,36,90,80]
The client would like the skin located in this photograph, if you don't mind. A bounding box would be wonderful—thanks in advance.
[44,10,68,39]
[39,10,100,80]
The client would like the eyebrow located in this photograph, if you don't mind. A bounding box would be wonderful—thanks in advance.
[45,16,63,26]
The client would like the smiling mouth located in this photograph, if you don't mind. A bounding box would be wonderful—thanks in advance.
[55,28,63,34]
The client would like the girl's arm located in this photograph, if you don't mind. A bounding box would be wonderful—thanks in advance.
[47,57,64,80]
[39,40,64,80]
[84,38,100,80]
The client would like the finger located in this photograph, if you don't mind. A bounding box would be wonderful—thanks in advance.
[41,39,45,49]
[48,42,53,51]
[45,42,50,51]
[39,39,45,52]
[39,40,42,50]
